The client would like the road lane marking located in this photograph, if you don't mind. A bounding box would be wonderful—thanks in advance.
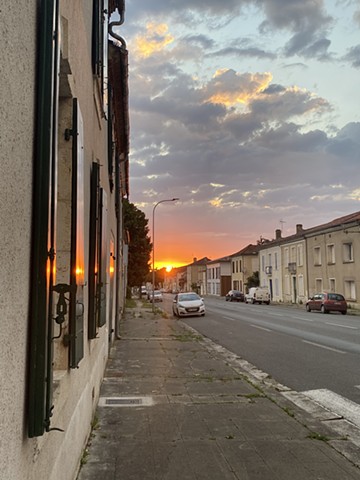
[303,340,346,354]
[302,389,360,429]
[326,322,358,330]
[223,316,236,321]
[250,324,272,332]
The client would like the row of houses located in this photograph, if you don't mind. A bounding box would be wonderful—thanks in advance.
[166,211,360,309]
[2,1,130,480]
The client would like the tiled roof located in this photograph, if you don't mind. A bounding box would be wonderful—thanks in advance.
[305,211,360,234]
[258,210,360,250]
[230,244,259,257]
[207,255,232,264]
[188,257,211,266]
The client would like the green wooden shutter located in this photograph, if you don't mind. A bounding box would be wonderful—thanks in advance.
[88,162,100,339]
[28,0,59,438]
[92,0,105,77]
[69,98,85,368]
[98,189,108,327]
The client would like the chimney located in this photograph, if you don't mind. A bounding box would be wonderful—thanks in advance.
[193,257,197,263]
[296,224,303,234]
[275,229,282,239]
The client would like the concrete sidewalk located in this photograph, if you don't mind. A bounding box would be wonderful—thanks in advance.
[77,302,360,479]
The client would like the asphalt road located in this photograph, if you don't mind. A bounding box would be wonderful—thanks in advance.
[162,294,360,405]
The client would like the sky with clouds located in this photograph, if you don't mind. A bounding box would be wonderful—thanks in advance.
[116,0,360,268]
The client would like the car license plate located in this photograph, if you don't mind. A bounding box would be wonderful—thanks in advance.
[187,308,197,312]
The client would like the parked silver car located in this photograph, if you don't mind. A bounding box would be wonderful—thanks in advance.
[172,292,205,317]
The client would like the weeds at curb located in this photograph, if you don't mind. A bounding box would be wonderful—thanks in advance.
[170,332,202,342]
[307,432,330,442]
[282,406,295,418]
[125,298,137,309]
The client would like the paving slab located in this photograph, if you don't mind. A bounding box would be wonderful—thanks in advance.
[77,303,360,479]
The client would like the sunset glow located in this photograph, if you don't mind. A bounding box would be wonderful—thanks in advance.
[154,260,187,270]
[127,1,360,272]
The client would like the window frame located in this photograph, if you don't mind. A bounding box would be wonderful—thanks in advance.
[343,242,354,263]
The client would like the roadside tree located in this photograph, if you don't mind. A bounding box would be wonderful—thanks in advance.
[123,199,152,297]
[245,271,259,290]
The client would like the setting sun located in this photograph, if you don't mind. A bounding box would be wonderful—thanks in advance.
[154,260,186,271]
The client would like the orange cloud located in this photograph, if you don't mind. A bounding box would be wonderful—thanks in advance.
[135,23,174,58]
[205,69,272,106]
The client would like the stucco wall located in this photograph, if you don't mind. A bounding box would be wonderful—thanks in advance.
[0,2,37,479]
[0,2,119,480]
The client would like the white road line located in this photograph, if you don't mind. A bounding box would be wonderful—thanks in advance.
[223,316,236,321]
[303,340,346,354]
[326,322,358,330]
[250,324,272,332]
[302,389,360,429]
[296,316,314,322]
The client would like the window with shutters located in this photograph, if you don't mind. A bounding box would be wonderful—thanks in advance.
[92,0,109,112]
[343,242,354,263]
[314,246,321,266]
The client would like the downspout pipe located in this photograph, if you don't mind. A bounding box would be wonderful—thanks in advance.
[109,7,127,48]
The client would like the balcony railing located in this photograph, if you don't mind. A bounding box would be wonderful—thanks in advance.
[288,262,297,274]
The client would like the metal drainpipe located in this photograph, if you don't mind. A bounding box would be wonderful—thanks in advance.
[110,8,128,340]
[109,6,125,43]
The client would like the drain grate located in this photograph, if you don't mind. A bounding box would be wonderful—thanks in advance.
[106,398,142,405]
[98,396,154,407]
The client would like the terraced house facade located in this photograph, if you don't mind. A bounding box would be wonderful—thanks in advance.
[259,212,360,309]
[1,1,129,479]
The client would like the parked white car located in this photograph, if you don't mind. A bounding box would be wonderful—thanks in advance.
[172,292,205,317]
[245,287,270,305]
[149,290,163,302]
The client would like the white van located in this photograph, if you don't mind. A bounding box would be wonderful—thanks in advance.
[245,287,270,305]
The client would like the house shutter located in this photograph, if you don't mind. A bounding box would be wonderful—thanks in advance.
[98,189,108,327]
[69,98,85,368]
[92,0,101,76]
[88,162,100,339]
[28,0,59,437]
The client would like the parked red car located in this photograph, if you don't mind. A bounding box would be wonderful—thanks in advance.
[306,293,347,315]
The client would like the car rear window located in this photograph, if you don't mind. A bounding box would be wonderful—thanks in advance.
[328,293,345,301]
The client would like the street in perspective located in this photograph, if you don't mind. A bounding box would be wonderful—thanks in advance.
[78,295,360,479]
[5,1,360,479]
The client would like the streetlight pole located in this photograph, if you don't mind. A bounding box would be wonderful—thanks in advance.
[152,198,179,313]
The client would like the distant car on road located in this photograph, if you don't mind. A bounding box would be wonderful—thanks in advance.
[149,290,163,302]
[172,292,205,317]
[225,290,245,302]
[306,293,347,315]
[245,287,270,305]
